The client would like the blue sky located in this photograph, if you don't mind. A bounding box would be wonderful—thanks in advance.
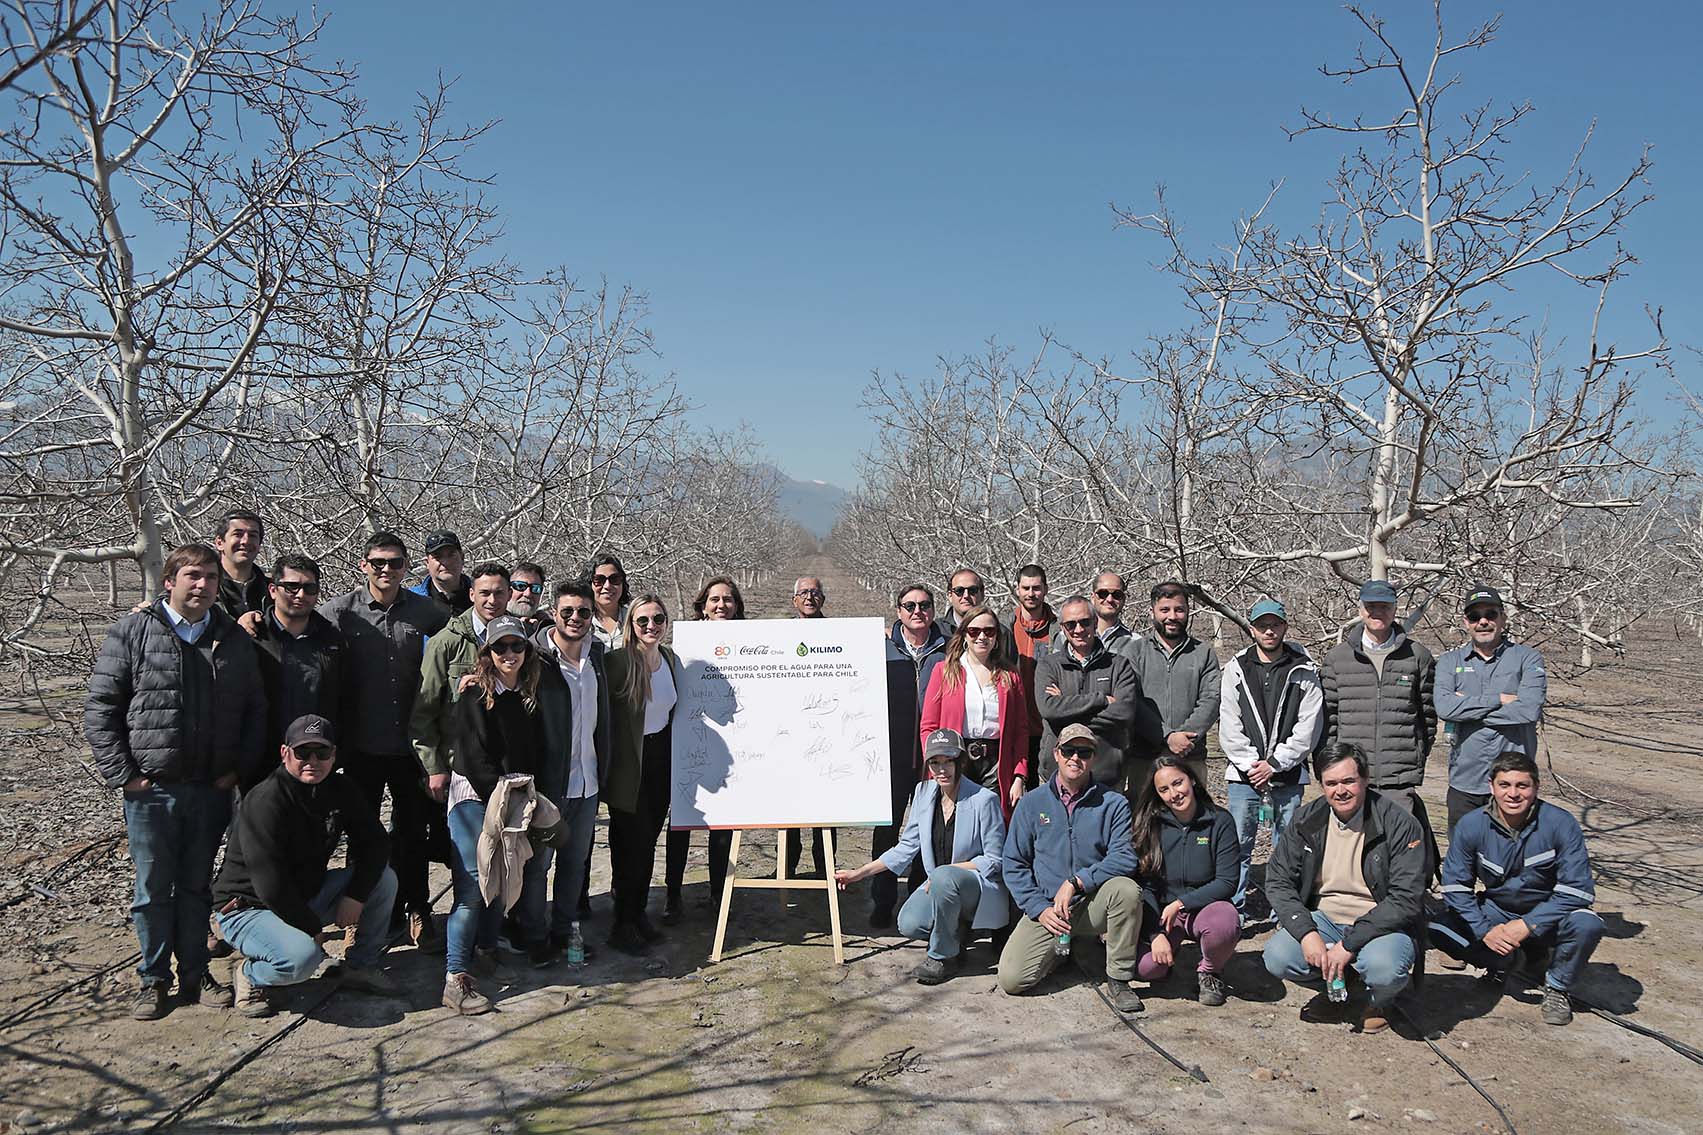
[321,2,1700,486]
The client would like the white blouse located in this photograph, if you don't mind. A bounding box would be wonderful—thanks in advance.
[644,656,677,736]
[962,669,1001,739]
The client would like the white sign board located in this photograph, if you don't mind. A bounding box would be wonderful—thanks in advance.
[670,616,892,829]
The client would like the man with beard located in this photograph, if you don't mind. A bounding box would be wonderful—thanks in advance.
[507,562,551,637]
[1128,580,1220,789]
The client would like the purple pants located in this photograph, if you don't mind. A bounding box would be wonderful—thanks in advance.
[1135,900,1239,980]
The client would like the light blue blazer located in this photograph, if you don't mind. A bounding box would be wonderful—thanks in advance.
[878,777,1010,929]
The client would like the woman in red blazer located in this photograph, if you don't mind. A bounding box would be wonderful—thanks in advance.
[920,605,1031,819]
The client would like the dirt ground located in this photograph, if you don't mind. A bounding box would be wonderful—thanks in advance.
[1,560,1700,1134]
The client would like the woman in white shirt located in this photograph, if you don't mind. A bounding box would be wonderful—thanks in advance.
[919,605,1032,820]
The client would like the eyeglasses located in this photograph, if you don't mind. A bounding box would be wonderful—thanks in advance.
[1059,746,1095,762]
[963,625,999,640]
[287,746,335,762]
[558,605,592,622]
[365,556,404,571]
[794,589,823,599]
[274,581,320,596]
[898,600,934,613]
[1061,618,1095,631]
[512,581,543,594]
[949,585,983,597]
[489,640,528,656]
[635,614,667,628]
[1094,588,1125,601]
[593,573,623,587]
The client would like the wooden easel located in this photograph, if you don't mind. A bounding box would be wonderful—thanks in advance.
[709,826,844,964]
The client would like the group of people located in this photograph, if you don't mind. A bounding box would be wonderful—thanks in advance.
[83,517,1604,1036]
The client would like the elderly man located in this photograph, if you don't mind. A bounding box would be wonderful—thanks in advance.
[997,724,1144,1013]
[792,576,826,618]
[1435,585,1547,834]
[412,530,472,617]
[1128,580,1220,790]
[213,715,398,1017]
[506,561,551,636]
[1263,743,1427,1034]
[1034,595,1139,790]
[1429,752,1602,1025]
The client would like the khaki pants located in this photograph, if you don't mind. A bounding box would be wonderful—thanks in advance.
[997,876,1144,994]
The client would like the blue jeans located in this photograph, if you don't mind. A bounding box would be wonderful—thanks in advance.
[1263,909,1415,1006]
[1429,903,1605,991]
[897,865,983,961]
[123,781,232,986]
[216,866,397,988]
[518,793,599,941]
[1225,780,1304,914]
[446,799,505,975]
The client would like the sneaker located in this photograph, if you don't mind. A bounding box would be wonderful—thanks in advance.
[442,972,490,1016]
[1541,985,1573,1026]
[1358,1003,1390,1034]
[233,965,274,1018]
[529,940,560,969]
[869,905,895,930]
[182,971,234,1008]
[914,954,963,986]
[331,963,400,996]
[633,912,665,944]
[410,910,445,956]
[1106,981,1145,1015]
[131,983,170,1021]
[662,889,684,925]
[608,922,650,955]
[1197,972,1227,1007]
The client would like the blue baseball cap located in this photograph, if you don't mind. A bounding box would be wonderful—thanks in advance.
[1359,580,1398,605]
[1249,598,1287,623]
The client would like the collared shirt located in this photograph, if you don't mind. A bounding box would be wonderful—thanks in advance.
[471,611,489,646]
[162,602,211,644]
[962,668,1000,739]
[1054,776,1085,816]
[554,637,600,799]
[320,586,449,755]
[1435,638,1546,792]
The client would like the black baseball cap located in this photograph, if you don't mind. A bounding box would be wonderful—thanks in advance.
[424,530,461,556]
[283,714,336,750]
[1463,585,1504,613]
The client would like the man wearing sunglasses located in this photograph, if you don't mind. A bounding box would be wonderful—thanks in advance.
[213,715,399,1018]
[321,532,449,951]
[241,554,350,792]
[1084,571,1138,660]
[1034,595,1139,790]
[1434,586,1547,835]
[941,568,987,632]
[507,562,550,636]
[997,724,1144,1013]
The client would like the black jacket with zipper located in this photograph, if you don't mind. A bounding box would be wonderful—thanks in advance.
[1138,799,1240,921]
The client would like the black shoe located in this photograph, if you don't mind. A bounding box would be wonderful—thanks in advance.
[608,922,650,955]
[131,982,170,1020]
[181,971,233,1008]
[869,905,894,930]
[914,954,962,986]
[633,912,665,944]
[1106,981,1145,1015]
[1197,972,1227,1006]
[529,940,560,969]
[661,890,684,925]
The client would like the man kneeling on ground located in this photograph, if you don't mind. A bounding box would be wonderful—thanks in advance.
[997,724,1144,1013]
[213,714,399,1017]
[1263,742,1426,1033]
[1429,751,1604,1026]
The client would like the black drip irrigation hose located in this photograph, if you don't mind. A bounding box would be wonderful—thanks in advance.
[1571,994,1703,1068]
[1092,981,1209,1083]
[0,951,143,1032]
[1390,1004,1519,1135]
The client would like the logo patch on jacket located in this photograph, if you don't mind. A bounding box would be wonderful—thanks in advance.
[1407,839,1421,849]
[1196,835,1211,845]
[1038,812,1051,825]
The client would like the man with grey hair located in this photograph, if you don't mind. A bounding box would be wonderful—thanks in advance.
[792,577,826,618]
[785,574,829,875]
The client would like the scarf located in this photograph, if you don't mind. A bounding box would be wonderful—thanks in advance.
[1012,604,1056,660]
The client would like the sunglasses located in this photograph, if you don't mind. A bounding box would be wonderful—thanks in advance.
[511,581,543,594]
[1466,608,1502,623]
[365,556,405,571]
[593,573,624,587]
[489,640,529,656]
[1094,588,1125,601]
[898,600,934,613]
[635,614,667,628]
[288,746,335,762]
[1061,618,1095,631]
[274,580,320,596]
[558,605,592,621]
[1059,746,1095,762]
[949,585,983,597]
[963,625,1000,639]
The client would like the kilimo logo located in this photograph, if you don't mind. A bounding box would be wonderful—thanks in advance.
[796,643,844,656]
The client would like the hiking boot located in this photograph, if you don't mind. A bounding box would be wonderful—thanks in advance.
[914,954,962,986]
[410,909,444,955]
[633,912,665,944]
[233,965,274,1018]
[1106,981,1145,1015]
[1541,985,1573,1026]
[182,971,234,1008]
[1358,1003,1390,1034]
[1197,972,1227,1007]
[131,982,170,1021]
[331,963,400,997]
[608,922,650,955]
[661,889,684,925]
[442,972,490,1016]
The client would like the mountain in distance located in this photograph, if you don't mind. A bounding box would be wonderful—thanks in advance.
[774,471,847,539]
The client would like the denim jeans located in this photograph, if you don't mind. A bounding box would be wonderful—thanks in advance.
[446,799,503,975]
[123,781,232,986]
[518,793,599,941]
[1224,780,1304,914]
[1429,903,1605,991]
[1263,909,1415,1006]
[896,865,984,961]
[216,866,397,988]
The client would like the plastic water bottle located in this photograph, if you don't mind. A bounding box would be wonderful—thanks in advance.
[1054,930,1072,958]
[1327,975,1348,1003]
[1257,789,1275,832]
[566,925,586,966]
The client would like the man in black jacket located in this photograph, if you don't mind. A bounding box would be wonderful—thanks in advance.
[242,553,350,790]
[1034,596,1139,790]
[214,508,269,619]
[1262,743,1427,1034]
[212,715,398,1018]
[84,543,266,1020]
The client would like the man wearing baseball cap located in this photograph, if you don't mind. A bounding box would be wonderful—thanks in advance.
[1218,598,1325,918]
[212,715,399,1017]
[411,530,472,617]
[997,722,1144,1013]
[1434,585,1547,834]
